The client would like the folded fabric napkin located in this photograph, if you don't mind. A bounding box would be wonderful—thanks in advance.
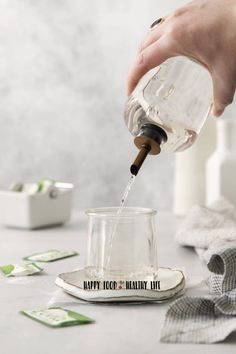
[160,248,236,343]
[175,197,236,262]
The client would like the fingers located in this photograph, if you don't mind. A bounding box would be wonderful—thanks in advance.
[138,29,162,54]
[127,37,173,95]
[211,69,236,116]
[138,21,166,53]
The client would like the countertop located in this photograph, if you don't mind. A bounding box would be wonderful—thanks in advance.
[1,212,236,354]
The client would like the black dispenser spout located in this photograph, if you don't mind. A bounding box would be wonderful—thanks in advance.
[130,124,167,176]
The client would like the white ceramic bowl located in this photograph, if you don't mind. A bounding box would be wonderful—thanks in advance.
[0,188,73,229]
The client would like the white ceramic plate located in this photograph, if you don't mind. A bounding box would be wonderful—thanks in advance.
[55,267,185,303]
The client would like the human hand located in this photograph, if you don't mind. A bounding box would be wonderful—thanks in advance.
[127,0,236,116]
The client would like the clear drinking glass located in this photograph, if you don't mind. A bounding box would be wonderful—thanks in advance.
[85,207,157,280]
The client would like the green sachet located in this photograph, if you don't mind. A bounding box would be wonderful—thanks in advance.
[0,263,43,277]
[23,250,78,262]
[20,307,95,328]
[9,178,55,194]
[37,178,55,193]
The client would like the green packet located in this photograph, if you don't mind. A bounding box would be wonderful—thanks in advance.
[23,250,78,262]
[10,178,55,194]
[20,307,95,328]
[0,263,43,277]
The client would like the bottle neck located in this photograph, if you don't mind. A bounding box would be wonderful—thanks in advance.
[217,120,236,151]
[130,124,167,175]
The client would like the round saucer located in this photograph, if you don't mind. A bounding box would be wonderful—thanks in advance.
[55,267,185,303]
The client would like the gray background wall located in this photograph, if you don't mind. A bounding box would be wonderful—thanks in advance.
[0,0,234,210]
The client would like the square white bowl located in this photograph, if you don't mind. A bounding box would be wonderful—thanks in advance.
[0,188,73,229]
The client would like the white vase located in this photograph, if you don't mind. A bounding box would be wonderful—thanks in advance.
[206,119,236,206]
[173,116,216,215]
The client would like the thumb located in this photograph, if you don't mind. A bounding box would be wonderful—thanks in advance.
[211,69,236,117]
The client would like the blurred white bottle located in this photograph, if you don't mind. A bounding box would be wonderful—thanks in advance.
[207,119,236,206]
[174,116,216,215]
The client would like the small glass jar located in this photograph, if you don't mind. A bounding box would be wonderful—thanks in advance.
[85,207,158,280]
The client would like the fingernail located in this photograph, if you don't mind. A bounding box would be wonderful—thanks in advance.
[211,107,224,117]
[126,83,136,96]
[126,88,131,96]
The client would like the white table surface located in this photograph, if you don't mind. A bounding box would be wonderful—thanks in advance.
[1,211,236,354]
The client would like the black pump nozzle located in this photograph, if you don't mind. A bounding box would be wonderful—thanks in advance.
[130,124,167,176]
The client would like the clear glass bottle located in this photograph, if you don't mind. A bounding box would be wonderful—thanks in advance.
[125,56,213,170]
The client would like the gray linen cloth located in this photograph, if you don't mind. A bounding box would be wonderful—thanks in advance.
[160,248,236,343]
[175,197,236,263]
[160,198,236,343]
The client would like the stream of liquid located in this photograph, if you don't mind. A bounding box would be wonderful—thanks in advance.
[106,174,136,268]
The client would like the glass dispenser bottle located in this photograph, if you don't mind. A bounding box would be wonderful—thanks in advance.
[124,56,213,174]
